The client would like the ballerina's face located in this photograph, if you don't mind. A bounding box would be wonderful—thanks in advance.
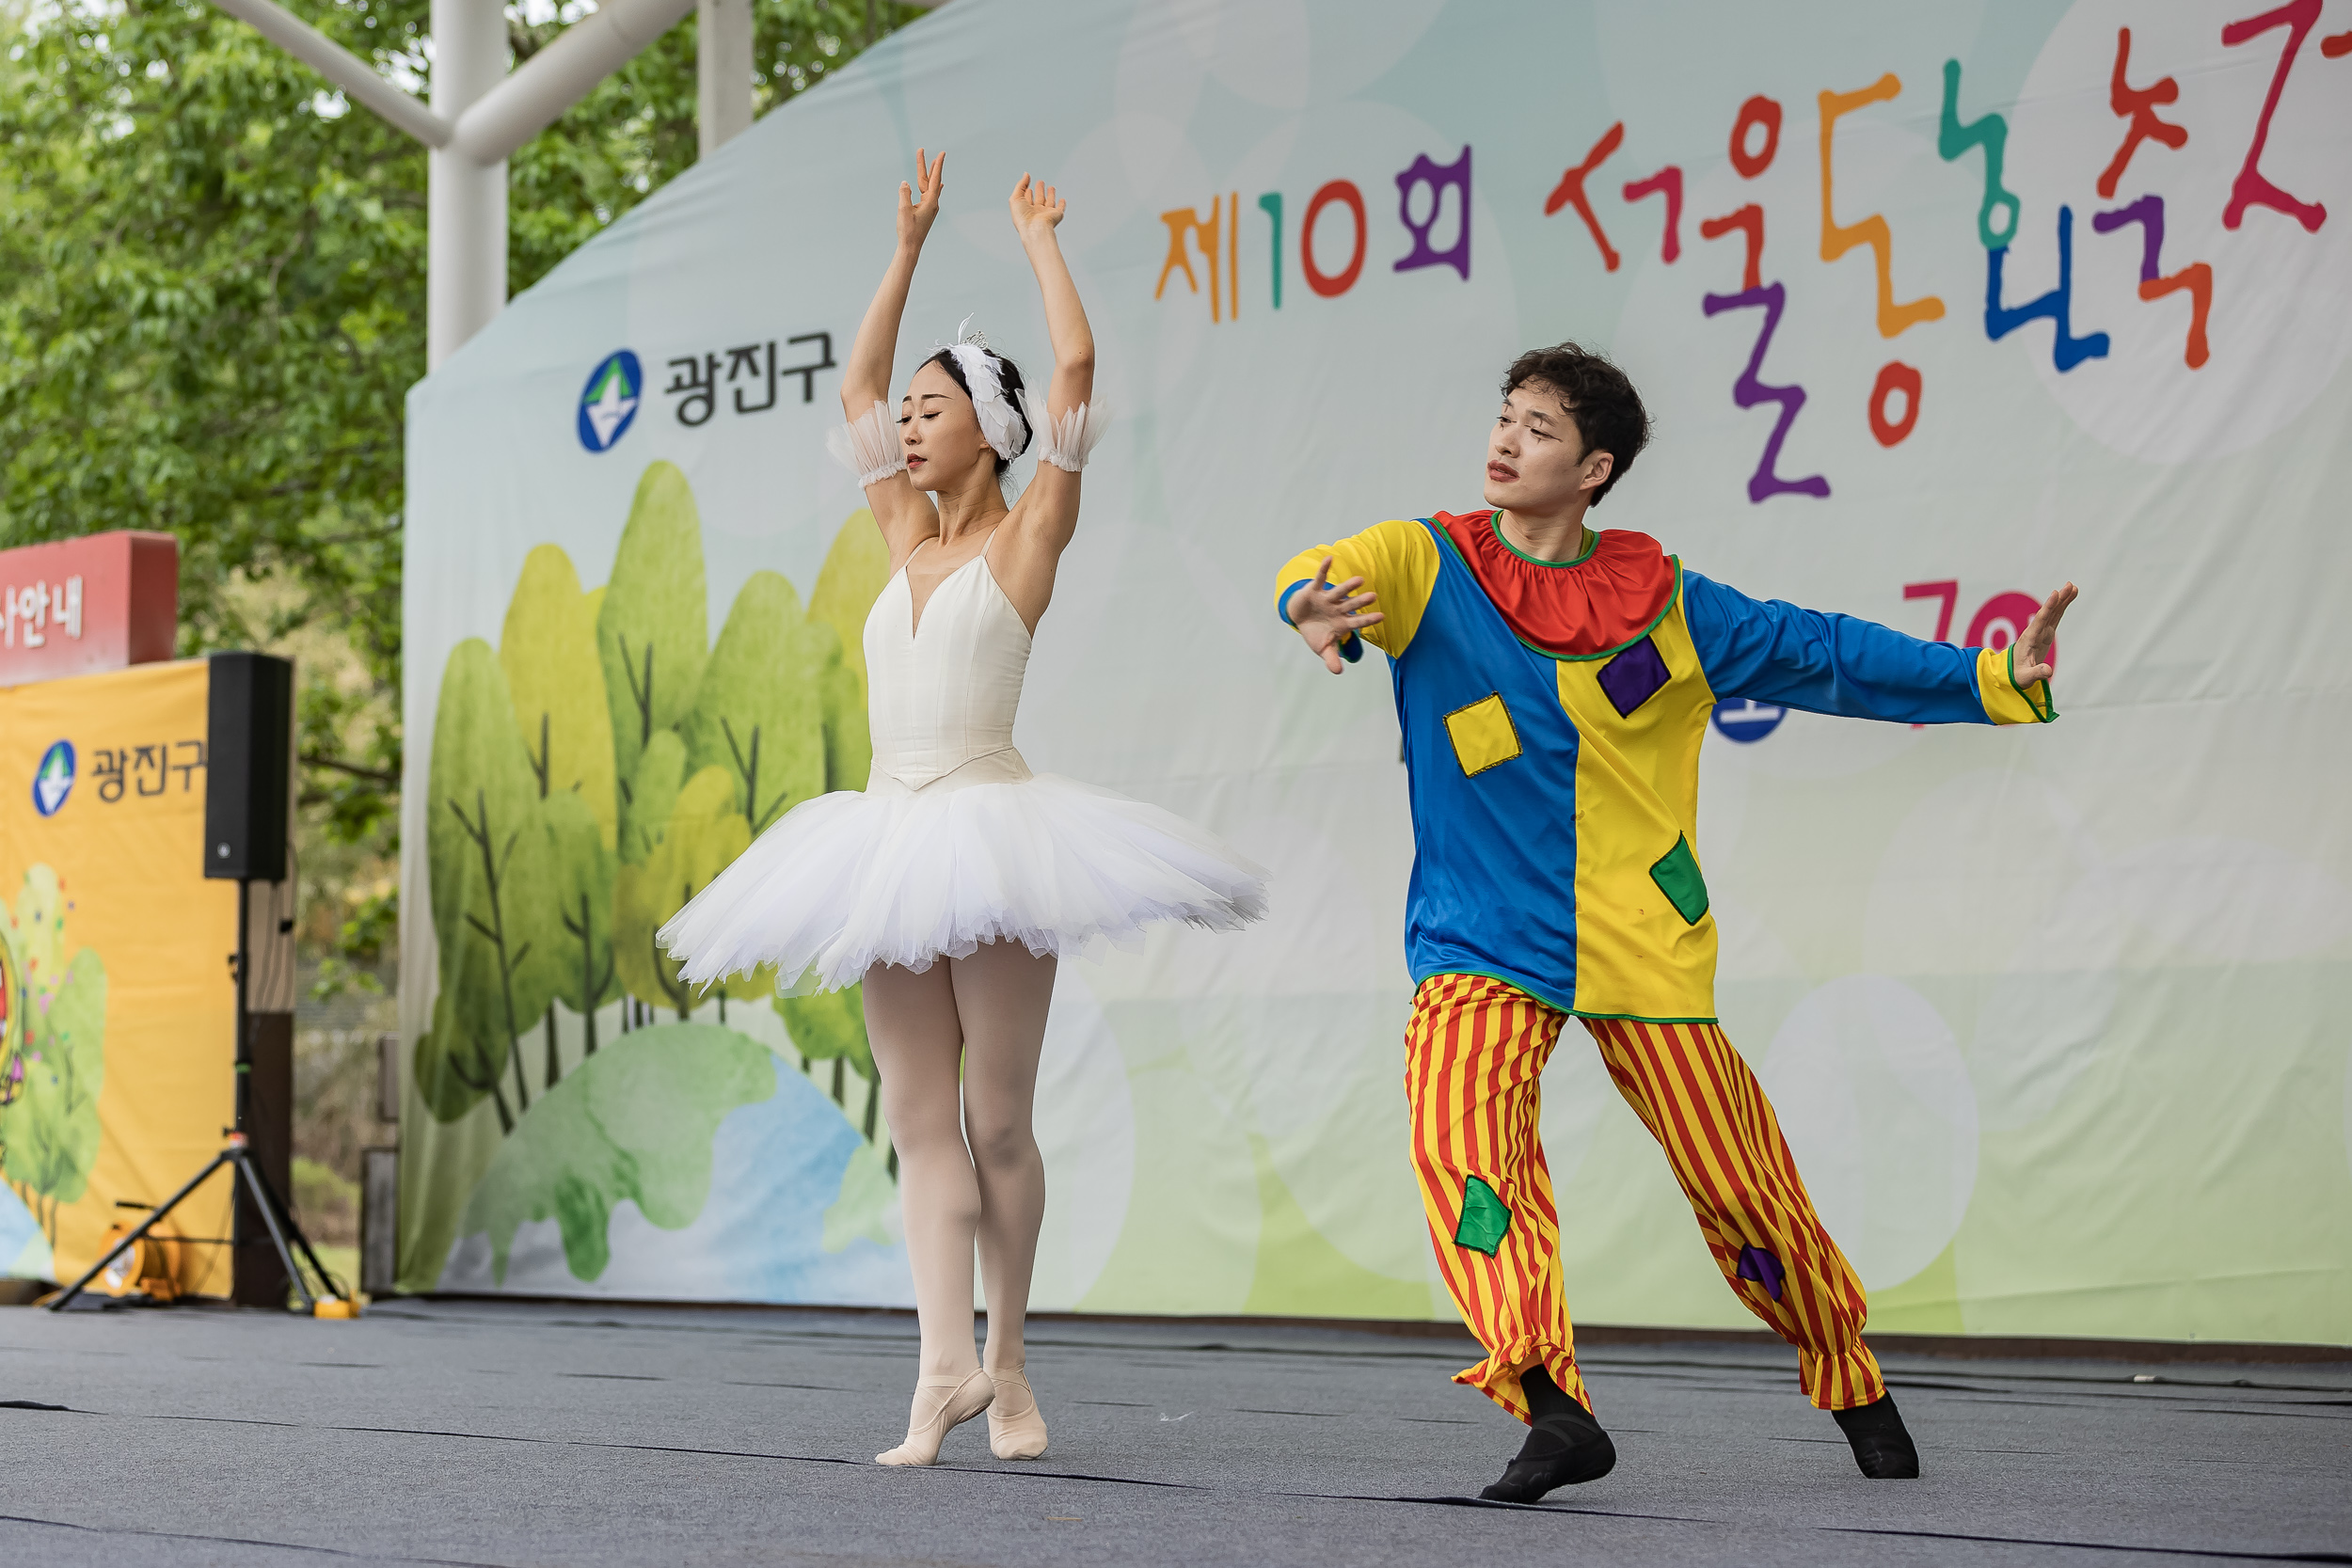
[900,360,996,494]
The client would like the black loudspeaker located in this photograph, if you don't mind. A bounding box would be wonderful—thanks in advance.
[204,651,294,882]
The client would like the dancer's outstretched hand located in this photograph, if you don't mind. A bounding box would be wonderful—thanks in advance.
[2010,582,2076,687]
[898,149,944,250]
[1288,557,1384,673]
[1009,173,1066,245]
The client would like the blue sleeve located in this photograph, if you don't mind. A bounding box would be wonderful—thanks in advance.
[1682,570,1989,725]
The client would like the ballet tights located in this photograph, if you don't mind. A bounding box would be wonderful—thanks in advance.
[864,940,1057,1463]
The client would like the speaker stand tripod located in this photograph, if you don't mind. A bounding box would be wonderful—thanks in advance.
[48,877,347,1313]
[48,1128,342,1311]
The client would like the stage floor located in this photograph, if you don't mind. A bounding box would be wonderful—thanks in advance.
[3,1299,2346,1566]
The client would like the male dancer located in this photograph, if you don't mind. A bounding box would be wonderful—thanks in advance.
[1276,343,2074,1502]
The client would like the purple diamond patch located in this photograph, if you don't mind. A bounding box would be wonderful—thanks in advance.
[1736,1244,1787,1302]
[1597,636,1670,717]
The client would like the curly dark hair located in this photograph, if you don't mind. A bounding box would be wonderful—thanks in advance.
[920,347,1034,474]
[1502,342,1651,506]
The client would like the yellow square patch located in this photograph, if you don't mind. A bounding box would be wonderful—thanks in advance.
[1444,692,1522,777]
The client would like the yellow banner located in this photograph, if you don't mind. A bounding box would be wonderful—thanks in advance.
[0,659,237,1292]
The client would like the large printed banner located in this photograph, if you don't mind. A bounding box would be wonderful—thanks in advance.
[1,660,239,1291]
[400,0,2352,1344]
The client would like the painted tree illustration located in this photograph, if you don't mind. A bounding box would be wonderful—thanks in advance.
[596,462,707,863]
[612,767,750,1019]
[415,641,558,1133]
[806,509,891,709]
[0,870,107,1248]
[818,642,872,796]
[542,789,617,1067]
[772,512,888,1164]
[775,984,885,1150]
[503,544,618,829]
[413,483,898,1168]
[619,729,687,867]
[681,570,831,840]
[808,510,887,795]
[501,544,619,1078]
[0,938,23,1128]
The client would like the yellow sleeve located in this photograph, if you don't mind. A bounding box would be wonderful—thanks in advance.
[1975,644,2057,723]
[1275,517,1440,657]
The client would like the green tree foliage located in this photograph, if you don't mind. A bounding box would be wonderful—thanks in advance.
[507,0,922,284]
[0,0,423,862]
[0,0,918,972]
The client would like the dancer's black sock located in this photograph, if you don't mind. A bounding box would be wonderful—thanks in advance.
[1518,1366,1581,1426]
[1479,1368,1616,1503]
[1832,1393,1920,1480]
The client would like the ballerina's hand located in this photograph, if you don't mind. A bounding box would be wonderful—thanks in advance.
[1009,174,1067,245]
[2010,581,2077,687]
[1288,556,1384,674]
[898,149,944,250]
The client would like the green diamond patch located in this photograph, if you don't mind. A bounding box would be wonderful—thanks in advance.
[1454,1175,1512,1257]
[1649,833,1709,926]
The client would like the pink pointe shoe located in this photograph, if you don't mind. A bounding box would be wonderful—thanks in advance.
[987,1368,1049,1460]
[875,1369,994,1466]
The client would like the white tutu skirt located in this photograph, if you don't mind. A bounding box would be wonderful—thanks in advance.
[659,772,1268,994]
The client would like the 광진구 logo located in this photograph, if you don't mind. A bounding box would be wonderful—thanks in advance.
[1709,700,1786,744]
[32,739,74,816]
[577,350,643,453]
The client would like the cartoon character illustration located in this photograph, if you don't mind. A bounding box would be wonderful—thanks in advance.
[0,940,23,1109]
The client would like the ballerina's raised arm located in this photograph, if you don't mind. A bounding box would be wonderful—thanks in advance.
[830,156,1107,631]
[834,149,948,567]
[978,174,1111,635]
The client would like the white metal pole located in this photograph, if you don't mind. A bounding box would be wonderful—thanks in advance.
[427,0,509,370]
[209,0,777,364]
[696,0,753,157]
[209,0,450,146]
[450,0,699,166]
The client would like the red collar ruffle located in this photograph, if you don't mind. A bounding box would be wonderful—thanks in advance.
[1435,510,1677,657]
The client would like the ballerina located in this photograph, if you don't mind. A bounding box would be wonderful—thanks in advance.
[660,151,1266,1467]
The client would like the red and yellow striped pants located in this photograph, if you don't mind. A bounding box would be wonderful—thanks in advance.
[1406,973,1885,1420]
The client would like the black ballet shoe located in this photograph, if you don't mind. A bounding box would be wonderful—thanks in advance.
[1477,1406,1617,1503]
[1832,1393,1921,1480]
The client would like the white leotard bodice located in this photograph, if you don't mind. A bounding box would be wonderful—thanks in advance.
[862,535,1034,797]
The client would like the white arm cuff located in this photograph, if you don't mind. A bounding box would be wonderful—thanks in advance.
[1019,389,1111,473]
[825,401,906,487]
